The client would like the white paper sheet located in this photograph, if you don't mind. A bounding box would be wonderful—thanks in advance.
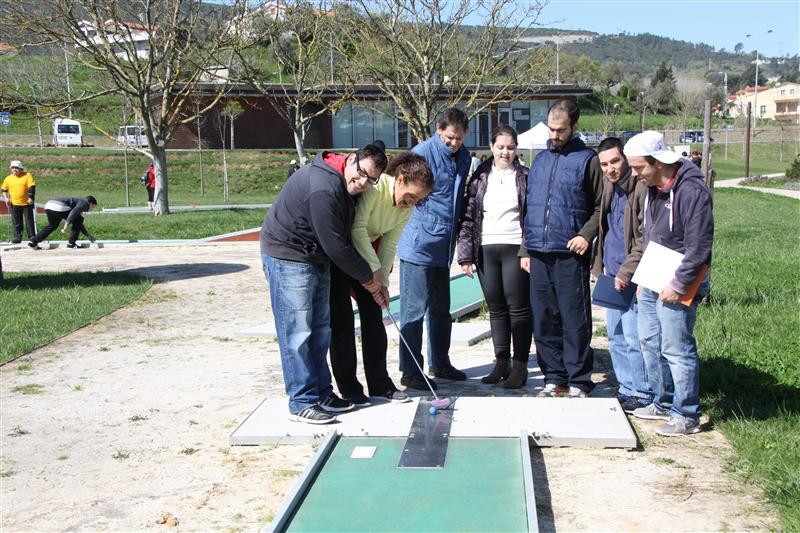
[631,241,684,293]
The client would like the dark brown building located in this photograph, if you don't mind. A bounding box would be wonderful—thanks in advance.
[169,83,592,150]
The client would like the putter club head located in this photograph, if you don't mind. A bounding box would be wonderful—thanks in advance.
[430,397,454,410]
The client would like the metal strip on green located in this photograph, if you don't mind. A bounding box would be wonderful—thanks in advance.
[285,437,528,532]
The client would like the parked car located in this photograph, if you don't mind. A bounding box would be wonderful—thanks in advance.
[52,118,83,147]
[117,125,149,148]
[619,130,641,146]
[679,130,714,144]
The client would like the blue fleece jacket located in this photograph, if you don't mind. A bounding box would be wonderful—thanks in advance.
[396,134,471,267]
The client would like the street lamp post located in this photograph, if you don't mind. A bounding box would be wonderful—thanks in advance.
[746,29,772,129]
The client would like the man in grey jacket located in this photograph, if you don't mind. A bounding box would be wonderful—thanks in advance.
[624,131,713,436]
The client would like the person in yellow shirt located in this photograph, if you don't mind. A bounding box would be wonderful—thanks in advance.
[329,151,433,406]
[1,160,37,243]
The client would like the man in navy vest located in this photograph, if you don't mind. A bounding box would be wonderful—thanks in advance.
[524,99,603,398]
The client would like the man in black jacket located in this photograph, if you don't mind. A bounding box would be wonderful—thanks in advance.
[261,145,387,424]
[28,196,98,249]
[624,131,713,436]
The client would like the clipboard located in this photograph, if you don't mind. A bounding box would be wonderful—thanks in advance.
[592,274,636,311]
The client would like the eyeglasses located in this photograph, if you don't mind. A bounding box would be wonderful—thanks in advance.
[355,154,381,185]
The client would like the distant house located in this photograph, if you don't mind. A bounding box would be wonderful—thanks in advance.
[77,19,151,60]
[732,82,800,123]
[168,82,592,150]
[0,42,19,56]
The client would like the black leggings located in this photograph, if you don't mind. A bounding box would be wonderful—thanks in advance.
[477,243,531,362]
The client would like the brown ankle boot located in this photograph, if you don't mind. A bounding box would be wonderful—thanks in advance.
[502,360,528,389]
[481,358,510,384]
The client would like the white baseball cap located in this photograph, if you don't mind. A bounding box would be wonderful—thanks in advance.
[9,160,23,169]
[623,131,680,164]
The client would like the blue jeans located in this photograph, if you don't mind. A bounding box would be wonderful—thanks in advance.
[606,298,652,401]
[398,260,453,374]
[262,254,333,413]
[637,287,701,421]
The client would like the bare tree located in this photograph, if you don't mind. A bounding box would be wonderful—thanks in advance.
[0,0,243,214]
[232,1,351,163]
[675,89,705,132]
[332,0,548,141]
[222,100,243,150]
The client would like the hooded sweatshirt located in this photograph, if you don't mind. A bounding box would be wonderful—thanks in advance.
[260,152,372,284]
[642,160,713,295]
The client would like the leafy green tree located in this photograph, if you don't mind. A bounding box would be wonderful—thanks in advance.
[651,61,675,87]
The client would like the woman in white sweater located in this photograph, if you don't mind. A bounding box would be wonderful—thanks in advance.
[457,125,531,388]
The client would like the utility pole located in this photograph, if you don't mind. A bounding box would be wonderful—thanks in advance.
[64,43,73,119]
[702,100,712,189]
[744,103,752,178]
[639,91,645,131]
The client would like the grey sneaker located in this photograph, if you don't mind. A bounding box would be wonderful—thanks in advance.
[656,417,701,436]
[288,405,337,425]
[384,389,411,403]
[632,403,671,420]
[319,394,354,413]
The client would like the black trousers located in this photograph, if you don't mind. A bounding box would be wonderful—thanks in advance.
[529,251,595,392]
[10,204,36,242]
[329,264,396,398]
[32,210,84,245]
[477,244,531,362]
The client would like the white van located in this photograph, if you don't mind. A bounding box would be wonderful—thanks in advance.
[52,118,83,147]
[116,125,148,148]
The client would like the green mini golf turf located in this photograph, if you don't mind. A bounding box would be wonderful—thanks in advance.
[286,437,529,532]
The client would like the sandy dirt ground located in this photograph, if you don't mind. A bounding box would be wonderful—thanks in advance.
[0,243,779,531]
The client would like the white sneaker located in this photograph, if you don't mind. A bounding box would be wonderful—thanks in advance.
[568,386,588,398]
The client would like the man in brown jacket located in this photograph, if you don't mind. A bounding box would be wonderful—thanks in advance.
[591,137,653,413]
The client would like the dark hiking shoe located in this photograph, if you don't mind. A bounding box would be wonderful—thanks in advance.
[319,393,354,413]
[401,372,437,391]
[481,358,510,384]
[620,397,651,414]
[344,393,371,407]
[428,365,467,381]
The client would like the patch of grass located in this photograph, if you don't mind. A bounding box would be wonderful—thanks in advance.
[740,174,800,190]
[650,457,690,469]
[57,455,68,461]
[0,271,151,364]
[15,363,32,373]
[0,470,15,478]
[71,384,83,391]
[711,142,798,180]
[128,414,149,422]
[696,189,800,529]
[11,384,44,395]
[180,447,199,455]
[111,449,130,460]
[595,325,608,337]
[188,420,199,426]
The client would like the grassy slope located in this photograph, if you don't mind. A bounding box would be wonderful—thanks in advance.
[696,189,800,529]
[0,272,152,364]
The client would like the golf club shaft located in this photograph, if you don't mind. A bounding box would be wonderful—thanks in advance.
[386,311,440,400]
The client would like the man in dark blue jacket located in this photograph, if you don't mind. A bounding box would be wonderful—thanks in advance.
[261,145,387,424]
[396,108,471,390]
[624,131,713,436]
[524,99,603,398]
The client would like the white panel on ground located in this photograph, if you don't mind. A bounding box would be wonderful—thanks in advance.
[230,397,637,448]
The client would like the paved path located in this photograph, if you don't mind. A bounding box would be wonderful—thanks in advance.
[715,176,800,200]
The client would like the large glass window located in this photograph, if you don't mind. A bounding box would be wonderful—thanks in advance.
[332,103,353,148]
[353,106,373,148]
[373,103,395,146]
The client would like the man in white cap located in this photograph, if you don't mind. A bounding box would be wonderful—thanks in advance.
[623,130,713,436]
[1,161,37,243]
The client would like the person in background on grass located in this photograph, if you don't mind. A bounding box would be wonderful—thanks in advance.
[590,137,653,413]
[261,144,388,425]
[329,152,433,407]
[524,99,603,399]
[457,124,531,389]
[142,163,156,211]
[287,160,300,178]
[624,130,713,437]
[28,196,98,249]
[396,107,471,391]
[1,161,36,244]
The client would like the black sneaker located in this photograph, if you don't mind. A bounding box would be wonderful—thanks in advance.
[66,243,78,249]
[401,372,437,391]
[319,393,354,413]
[429,365,467,381]
[344,393,371,407]
[619,397,651,414]
[288,405,337,425]
[27,241,41,250]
